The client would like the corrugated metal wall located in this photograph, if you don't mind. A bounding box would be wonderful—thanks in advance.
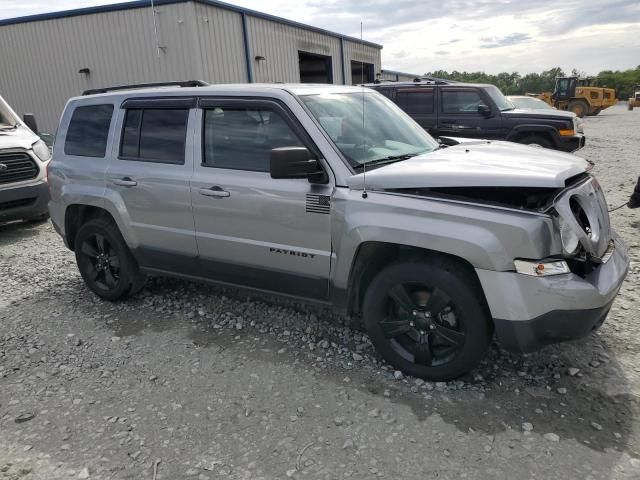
[246,16,341,84]
[192,2,247,83]
[380,70,419,82]
[0,1,382,132]
[342,40,382,85]
[0,2,201,131]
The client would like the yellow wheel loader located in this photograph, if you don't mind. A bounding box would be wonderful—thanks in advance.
[628,84,640,110]
[531,77,617,118]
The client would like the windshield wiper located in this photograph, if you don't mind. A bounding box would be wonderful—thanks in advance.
[357,153,421,169]
[0,124,18,131]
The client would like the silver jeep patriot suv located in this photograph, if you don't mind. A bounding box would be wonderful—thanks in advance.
[48,81,629,380]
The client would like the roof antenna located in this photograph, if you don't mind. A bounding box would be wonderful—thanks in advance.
[360,21,368,199]
[150,0,162,58]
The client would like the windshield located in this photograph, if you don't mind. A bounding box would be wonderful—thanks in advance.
[509,97,553,110]
[300,92,438,169]
[485,86,513,111]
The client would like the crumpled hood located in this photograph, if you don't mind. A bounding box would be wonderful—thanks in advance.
[0,126,38,150]
[348,141,590,190]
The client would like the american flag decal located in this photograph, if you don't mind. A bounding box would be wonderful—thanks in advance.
[305,194,331,214]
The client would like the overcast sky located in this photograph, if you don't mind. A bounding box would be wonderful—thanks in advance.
[2,0,639,75]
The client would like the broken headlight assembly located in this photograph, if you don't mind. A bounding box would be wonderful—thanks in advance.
[514,259,570,277]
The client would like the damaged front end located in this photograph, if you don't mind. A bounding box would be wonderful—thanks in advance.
[386,171,618,278]
[385,172,590,214]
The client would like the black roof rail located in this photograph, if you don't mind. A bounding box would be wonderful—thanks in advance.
[413,76,456,84]
[82,80,210,96]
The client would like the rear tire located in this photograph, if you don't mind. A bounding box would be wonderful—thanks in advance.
[568,100,589,118]
[362,259,492,381]
[521,135,553,149]
[74,217,143,301]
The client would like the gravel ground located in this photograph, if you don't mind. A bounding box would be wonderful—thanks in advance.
[1,102,639,479]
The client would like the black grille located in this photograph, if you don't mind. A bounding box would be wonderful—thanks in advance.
[306,194,331,214]
[0,153,39,185]
[0,197,36,211]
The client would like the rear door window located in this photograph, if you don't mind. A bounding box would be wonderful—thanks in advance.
[396,89,434,114]
[120,108,188,164]
[64,104,114,157]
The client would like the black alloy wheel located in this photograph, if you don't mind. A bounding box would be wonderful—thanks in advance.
[363,260,492,381]
[78,232,121,292]
[74,217,144,300]
[381,283,466,367]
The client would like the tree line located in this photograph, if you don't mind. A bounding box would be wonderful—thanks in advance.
[424,66,640,99]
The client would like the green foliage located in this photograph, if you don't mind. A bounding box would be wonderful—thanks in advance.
[424,66,640,99]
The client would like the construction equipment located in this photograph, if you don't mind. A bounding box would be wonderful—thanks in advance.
[530,77,617,118]
[628,84,640,110]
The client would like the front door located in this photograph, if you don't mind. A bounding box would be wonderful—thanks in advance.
[436,87,503,139]
[190,98,333,300]
[106,100,198,273]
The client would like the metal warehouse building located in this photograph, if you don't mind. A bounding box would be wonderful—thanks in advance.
[0,0,383,131]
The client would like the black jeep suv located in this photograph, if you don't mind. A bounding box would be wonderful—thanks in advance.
[367,80,585,152]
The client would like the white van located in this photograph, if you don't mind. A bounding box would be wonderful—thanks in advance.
[0,95,51,224]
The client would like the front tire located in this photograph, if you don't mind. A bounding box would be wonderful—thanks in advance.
[521,135,553,149]
[362,259,492,381]
[568,100,589,118]
[74,217,143,301]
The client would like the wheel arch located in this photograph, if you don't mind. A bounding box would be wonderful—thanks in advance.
[344,241,489,319]
[64,205,117,251]
[507,125,558,147]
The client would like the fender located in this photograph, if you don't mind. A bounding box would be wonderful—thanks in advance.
[329,188,560,292]
[506,124,560,145]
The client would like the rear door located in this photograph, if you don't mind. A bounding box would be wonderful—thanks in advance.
[106,98,198,273]
[436,87,503,139]
[190,97,333,299]
[395,87,437,134]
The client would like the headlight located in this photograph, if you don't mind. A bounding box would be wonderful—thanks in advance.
[514,259,570,276]
[558,215,580,255]
[32,139,51,161]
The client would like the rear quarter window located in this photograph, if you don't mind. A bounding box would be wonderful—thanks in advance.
[64,104,114,157]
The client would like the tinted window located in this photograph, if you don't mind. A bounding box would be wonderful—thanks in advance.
[441,90,484,114]
[120,108,188,164]
[120,109,141,158]
[396,89,434,114]
[203,107,304,172]
[64,104,113,157]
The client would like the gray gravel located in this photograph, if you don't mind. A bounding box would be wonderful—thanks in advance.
[1,103,639,479]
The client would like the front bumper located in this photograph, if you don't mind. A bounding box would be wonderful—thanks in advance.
[556,133,586,152]
[476,232,629,352]
[0,181,50,222]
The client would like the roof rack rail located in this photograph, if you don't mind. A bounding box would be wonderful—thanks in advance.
[82,80,210,96]
[412,76,456,84]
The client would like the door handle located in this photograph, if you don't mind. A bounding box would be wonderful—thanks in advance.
[112,177,137,187]
[199,186,230,198]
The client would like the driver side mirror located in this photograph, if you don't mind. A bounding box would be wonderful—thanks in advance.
[270,147,327,183]
[23,113,39,134]
[477,104,492,117]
